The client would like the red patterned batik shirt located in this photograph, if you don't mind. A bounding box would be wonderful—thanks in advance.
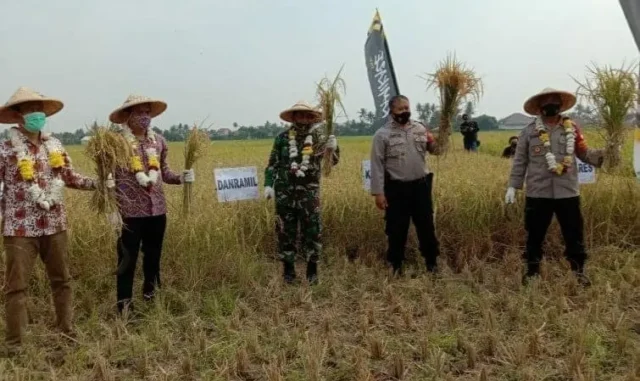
[114,133,182,218]
[0,129,95,237]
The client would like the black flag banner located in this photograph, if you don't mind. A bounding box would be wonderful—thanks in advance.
[620,0,640,50]
[364,10,400,128]
[619,0,640,181]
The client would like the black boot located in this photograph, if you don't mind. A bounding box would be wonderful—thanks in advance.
[391,262,403,277]
[570,260,591,287]
[283,262,296,284]
[426,258,439,274]
[522,263,540,285]
[306,261,318,285]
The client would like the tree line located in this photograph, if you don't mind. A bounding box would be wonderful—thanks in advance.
[0,102,600,144]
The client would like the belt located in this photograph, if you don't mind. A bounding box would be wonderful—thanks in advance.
[385,174,428,185]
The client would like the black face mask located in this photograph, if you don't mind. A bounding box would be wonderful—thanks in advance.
[510,141,518,147]
[392,111,411,125]
[541,104,561,117]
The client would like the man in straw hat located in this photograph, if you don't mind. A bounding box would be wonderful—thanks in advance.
[506,88,604,286]
[0,87,114,354]
[264,101,339,285]
[109,95,195,314]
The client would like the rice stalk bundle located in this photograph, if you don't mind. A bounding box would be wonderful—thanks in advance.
[316,65,346,176]
[183,123,210,215]
[573,62,638,171]
[423,53,483,153]
[84,124,132,219]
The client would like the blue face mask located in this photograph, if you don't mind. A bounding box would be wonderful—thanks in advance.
[23,112,46,133]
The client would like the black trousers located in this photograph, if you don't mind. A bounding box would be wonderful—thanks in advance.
[116,214,167,312]
[524,197,586,275]
[384,174,440,268]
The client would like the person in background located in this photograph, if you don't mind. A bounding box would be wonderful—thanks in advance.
[263,101,339,285]
[460,114,480,152]
[108,95,195,314]
[370,95,441,276]
[0,87,114,355]
[501,136,519,158]
[505,88,604,286]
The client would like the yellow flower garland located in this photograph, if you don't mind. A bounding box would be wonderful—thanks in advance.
[49,152,65,169]
[18,158,35,181]
[131,156,144,172]
[535,118,576,175]
[148,156,160,169]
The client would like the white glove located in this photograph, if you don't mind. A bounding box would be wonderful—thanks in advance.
[182,169,195,183]
[505,187,516,204]
[105,174,116,189]
[326,135,337,150]
[264,186,275,200]
[107,212,122,229]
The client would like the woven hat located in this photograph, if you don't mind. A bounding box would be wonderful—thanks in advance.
[0,87,64,124]
[279,100,322,123]
[523,88,576,116]
[109,94,167,124]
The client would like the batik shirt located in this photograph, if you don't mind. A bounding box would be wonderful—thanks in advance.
[0,129,95,237]
[115,134,181,218]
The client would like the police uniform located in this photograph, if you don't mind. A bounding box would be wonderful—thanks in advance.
[508,88,604,283]
[370,118,440,273]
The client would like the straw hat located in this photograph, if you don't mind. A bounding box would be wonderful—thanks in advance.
[523,88,576,116]
[0,87,64,124]
[279,100,322,123]
[109,94,167,124]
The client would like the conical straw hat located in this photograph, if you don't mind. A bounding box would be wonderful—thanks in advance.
[523,87,576,116]
[109,94,167,124]
[279,100,322,123]
[0,87,64,124]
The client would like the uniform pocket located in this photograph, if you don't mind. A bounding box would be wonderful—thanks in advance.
[413,134,427,152]
[558,136,567,154]
[388,137,405,157]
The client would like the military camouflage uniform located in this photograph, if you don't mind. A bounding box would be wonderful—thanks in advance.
[264,125,339,265]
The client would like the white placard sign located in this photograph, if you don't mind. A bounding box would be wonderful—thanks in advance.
[214,166,260,202]
[362,160,371,191]
[576,158,596,184]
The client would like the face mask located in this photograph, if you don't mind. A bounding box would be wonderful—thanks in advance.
[392,111,411,125]
[129,113,151,130]
[510,141,518,147]
[541,104,561,117]
[23,112,46,133]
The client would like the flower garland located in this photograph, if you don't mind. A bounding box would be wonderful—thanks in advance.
[123,126,159,188]
[10,129,66,211]
[535,117,576,175]
[288,128,313,177]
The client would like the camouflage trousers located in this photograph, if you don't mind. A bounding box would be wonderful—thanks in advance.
[274,189,322,264]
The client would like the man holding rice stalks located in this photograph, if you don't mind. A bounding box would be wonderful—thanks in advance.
[370,95,441,276]
[505,88,604,286]
[108,95,195,314]
[264,101,339,285]
[0,87,114,354]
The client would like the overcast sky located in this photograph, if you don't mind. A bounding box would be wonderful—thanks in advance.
[0,0,636,133]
